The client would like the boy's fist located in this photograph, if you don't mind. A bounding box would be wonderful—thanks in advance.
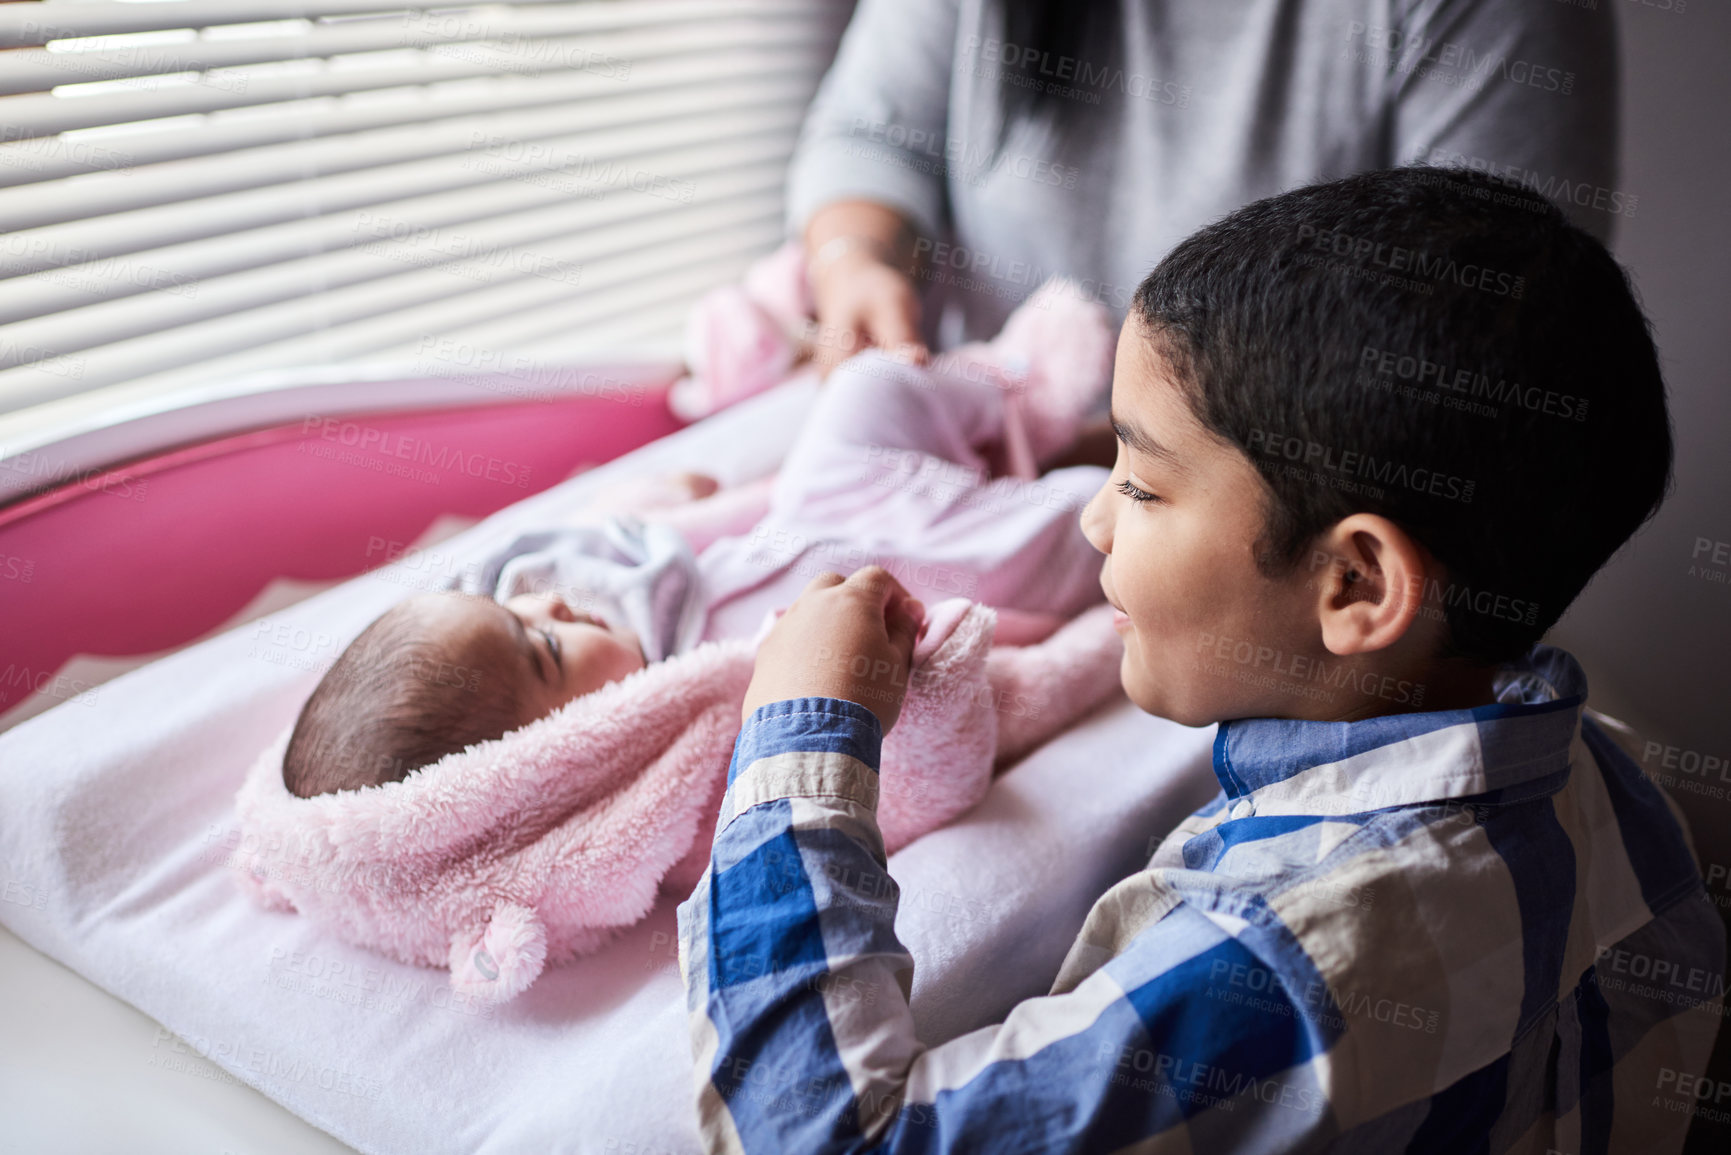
[742,566,927,732]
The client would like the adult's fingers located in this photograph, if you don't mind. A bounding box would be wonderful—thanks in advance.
[867,295,928,366]
[813,332,854,379]
[867,296,919,348]
[811,308,872,378]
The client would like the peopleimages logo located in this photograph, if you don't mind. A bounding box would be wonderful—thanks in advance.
[1194,631,1426,708]
[298,416,535,489]
[1409,147,1639,219]
[1344,22,1575,97]
[1246,428,1476,504]
[1294,223,1525,298]
[846,118,1081,189]
[960,35,1193,108]
[1307,550,1541,628]
[1359,345,1588,422]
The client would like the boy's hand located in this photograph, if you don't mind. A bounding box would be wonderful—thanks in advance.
[742,566,926,732]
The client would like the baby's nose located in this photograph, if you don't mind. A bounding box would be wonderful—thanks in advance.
[540,595,606,628]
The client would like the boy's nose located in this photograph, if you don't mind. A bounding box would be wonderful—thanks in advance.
[1079,486,1112,554]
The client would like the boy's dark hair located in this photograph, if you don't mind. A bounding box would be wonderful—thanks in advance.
[282,599,524,797]
[1134,166,1673,665]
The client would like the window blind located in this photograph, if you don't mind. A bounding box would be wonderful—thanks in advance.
[0,0,844,422]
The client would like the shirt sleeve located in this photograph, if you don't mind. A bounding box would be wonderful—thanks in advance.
[1387,0,1622,241]
[674,697,1336,1154]
[782,0,962,244]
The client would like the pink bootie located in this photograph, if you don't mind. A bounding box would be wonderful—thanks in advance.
[669,242,814,421]
[928,279,1118,478]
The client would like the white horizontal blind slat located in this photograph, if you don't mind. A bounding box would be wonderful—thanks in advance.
[0,64,816,222]
[32,216,788,409]
[390,295,695,364]
[0,2,815,95]
[167,252,772,400]
[0,148,794,356]
[0,0,814,48]
[0,109,806,326]
[0,19,827,140]
[0,46,823,189]
[0,0,847,423]
[0,192,789,407]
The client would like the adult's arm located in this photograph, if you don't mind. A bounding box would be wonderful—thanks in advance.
[674,696,1331,1153]
[1388,0,1621,241]
[785,0,961,251]
[785,0,963,371]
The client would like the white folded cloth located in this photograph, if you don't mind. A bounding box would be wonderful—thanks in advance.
[456,516,708,662]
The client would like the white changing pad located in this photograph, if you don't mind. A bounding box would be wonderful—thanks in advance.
[0,377,1221,1155]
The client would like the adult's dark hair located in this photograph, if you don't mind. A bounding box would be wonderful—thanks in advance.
[1133,166,1673,665]
[282,598,524,797]
[993,0,1119,136]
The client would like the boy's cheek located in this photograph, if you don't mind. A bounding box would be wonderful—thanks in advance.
[1118,651,1176,721]
[1111,622,1165,707]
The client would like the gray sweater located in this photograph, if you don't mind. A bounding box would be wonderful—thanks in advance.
[786,0,1619,345]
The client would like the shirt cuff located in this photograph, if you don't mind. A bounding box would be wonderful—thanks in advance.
[718,697,884,831]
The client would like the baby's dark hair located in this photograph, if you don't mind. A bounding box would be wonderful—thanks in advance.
[1135,166,1673,664]
[282,597,525,798]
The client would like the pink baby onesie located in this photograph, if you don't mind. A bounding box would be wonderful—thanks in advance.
[697,346,1113,644]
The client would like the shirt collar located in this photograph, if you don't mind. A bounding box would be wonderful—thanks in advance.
[1211,645,1586,816]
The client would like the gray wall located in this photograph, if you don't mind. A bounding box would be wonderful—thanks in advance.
[1550,0,1731,892]
[1544,3,1731,1146]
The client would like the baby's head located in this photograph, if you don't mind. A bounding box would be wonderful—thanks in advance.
[1084,166,1671,725]
[282,591,646,797]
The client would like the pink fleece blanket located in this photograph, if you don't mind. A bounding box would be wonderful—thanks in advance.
[231,596,1125,1004]
[228,258,1128,1006]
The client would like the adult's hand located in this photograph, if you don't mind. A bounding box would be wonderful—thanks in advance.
[808,252,928,378]
[803,200,930,378]
[742,566,926,732]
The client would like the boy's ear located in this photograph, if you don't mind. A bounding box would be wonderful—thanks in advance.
[1308,514,1428,658]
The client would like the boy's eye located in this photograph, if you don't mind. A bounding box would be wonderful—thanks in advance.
[1116,478,1161,506]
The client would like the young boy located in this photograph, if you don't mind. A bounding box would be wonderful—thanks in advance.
[675,168,1726,1152]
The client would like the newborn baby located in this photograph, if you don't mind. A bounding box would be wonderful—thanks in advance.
[239,278,1129,1001]
[282,475,721,798]
[283,276,1117,800]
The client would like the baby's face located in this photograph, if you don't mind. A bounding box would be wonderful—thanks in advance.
[409,591,647,722]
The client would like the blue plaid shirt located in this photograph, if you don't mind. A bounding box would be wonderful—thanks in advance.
[675,646,1724,1153]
